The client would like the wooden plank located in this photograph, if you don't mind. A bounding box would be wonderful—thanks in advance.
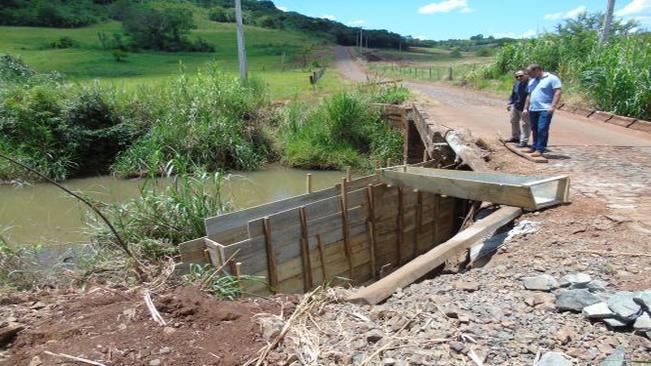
[298,207,313,291]
[382,168,539,210]
[500,138,548,164]
[396,187,404,265]
[178,237,209,264]
[366,184,377,280]
[263,217,279,292]
[347,206,523,305]
[204,175,380,237]
[340,178,354,279]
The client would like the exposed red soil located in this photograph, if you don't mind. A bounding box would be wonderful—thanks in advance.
[1,287,296,366]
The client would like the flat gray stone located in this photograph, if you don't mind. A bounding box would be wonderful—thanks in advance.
[560,273,592,288]
[522,274,559,291]
[537,352,573,366]
[599,346,625,366]
[602,317,628,328]
[633,312,651,331]
[583,302,615,319]
[586,280,607,293]
[608,292,642,322]
[633,291,651,309]
[556,289,601,312]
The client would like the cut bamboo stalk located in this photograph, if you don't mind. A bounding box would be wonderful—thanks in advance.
[366,184,378,279]
[347,206,522,305]
[306,173,313,194]
[340,177,354,279]
[298,206,313,291]
[263,217,279,293]
[316,234,327,282]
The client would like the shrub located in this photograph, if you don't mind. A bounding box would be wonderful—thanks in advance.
[90,173,231,260]
[112,49,128,62]
[450,48,463,58]
[50,36,74,49]
[277,91,403,170]
[112,64,271,177]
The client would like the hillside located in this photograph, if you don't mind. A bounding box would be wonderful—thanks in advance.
[0,17,341,98]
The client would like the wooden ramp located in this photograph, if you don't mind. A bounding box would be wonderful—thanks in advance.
[380,166,570,211]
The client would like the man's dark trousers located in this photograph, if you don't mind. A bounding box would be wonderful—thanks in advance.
[529,110,553,152]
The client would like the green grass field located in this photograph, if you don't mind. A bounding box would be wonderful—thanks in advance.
[0,17,346,99]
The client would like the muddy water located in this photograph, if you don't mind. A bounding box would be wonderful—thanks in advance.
[0,165,345,246]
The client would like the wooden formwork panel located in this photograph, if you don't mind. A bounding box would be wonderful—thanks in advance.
[182,173,466,295]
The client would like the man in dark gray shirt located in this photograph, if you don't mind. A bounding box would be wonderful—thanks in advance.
[506,70,530,147]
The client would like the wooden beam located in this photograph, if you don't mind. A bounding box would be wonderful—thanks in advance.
[499,138,548,164]
[340,178,354,279]
[298,206,313,291]
[263,217,279,293]
[366,184,377,280]
[347,206,522,305]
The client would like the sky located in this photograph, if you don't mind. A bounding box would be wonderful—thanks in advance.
[272,0,651,40]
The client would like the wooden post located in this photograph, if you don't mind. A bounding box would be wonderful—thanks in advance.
[346,166,352,182]
[263,217,279,292]
[299,207,313,291]
[316,234,328,283]
[415,189,423,256]
[396,187,404,265]
[340,178,354,279]
[448,66,453,81]
[234,0,248,81]
[432,194,441,245]
[306,173,313,194]
[366,184,378,279]
[235,262,242,294]
[429,67,432,80]
[387,158,392,167]
[422,149,429,162]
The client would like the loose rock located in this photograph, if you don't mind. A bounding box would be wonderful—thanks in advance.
[608,292,642,322]
[559,273,592,288]
[633,312,651,331]
[537,351,573,366]
[633,291,651,309]
[556,289,601,312]
[522,274,559,291]
[582,302,615,319]
[599,346,625,366]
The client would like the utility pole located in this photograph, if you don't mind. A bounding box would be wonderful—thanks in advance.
[235,0,248,80]
[600,0,616,43]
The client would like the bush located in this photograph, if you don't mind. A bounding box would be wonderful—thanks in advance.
[112,49,128,62]
[90,173,231,260]
[450,48,463,58]
[481,13,649,119]
[277,91,403,170]
[50,36,74,49]
[112,64,271,177]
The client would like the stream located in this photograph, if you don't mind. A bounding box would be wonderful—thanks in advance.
[0,165,345,247]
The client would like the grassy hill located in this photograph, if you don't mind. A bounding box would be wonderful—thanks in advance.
[0,17,342,98]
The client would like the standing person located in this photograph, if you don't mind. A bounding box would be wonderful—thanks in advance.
[506,70,530,147]
[523,64,562,157]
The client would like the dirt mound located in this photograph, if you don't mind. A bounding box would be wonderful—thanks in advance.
[1,286,294,366]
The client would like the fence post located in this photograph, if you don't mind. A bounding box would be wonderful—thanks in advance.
[429,67,432,80]
[448,66,453,81]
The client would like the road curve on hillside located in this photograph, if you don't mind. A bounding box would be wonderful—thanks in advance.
[334,46,651,147]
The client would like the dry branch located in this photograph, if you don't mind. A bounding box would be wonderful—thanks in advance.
[44,351,107,366]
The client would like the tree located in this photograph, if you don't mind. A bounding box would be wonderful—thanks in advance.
[122,3,196,51]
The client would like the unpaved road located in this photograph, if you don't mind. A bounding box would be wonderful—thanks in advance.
[335,46,651,147]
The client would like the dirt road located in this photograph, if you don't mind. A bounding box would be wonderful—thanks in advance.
[335,46,651,147]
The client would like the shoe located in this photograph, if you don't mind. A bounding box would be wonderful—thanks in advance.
[527,148,536,153]
[517,142,528,148]
[531,151,543,157]
[504,138,518,143]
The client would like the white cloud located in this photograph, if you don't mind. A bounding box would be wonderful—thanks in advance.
[616,0,651,26]
[418,0,473,14]
[543,5,587,20]
[415,35,429,40]
[321,14,337,21]
[492,29,537,39]
[347,19,367,26]
[277,6,288,12]
[616,0,651,16]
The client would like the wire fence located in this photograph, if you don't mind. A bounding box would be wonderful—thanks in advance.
[369,63,485,82]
